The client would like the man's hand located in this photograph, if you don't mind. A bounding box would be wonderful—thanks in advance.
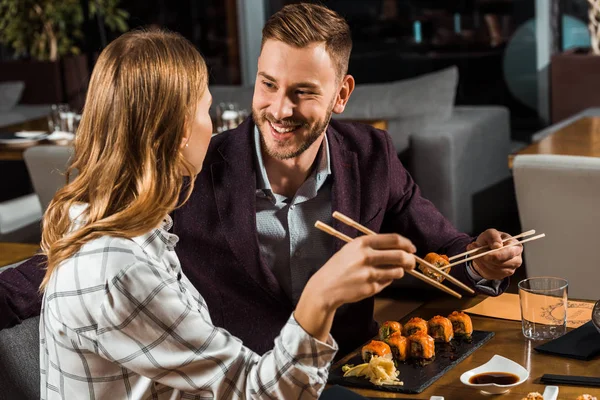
[468,229,523,280]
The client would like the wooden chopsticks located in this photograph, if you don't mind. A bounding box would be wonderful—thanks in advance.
[314,221,463,299]
[331,212,475,295]
[316,212,545,298]
[439,233,545,271]
[447,229,536,261]
[315,210,480,299]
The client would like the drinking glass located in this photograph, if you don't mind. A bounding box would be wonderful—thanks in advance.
[518,277,568,340]
[215,102,242,133]
[47,104,69,132]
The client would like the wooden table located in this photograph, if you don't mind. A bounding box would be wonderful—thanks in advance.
[335,295,600,399]
[509,116,600,168]
[0,117,50,161]
[0,242,39,267]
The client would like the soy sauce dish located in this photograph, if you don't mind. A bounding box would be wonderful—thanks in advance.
[460,355,529,394]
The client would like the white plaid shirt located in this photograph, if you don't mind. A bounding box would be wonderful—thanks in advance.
[40,204,337,399]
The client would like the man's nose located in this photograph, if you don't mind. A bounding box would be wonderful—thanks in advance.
[269,91,294,121]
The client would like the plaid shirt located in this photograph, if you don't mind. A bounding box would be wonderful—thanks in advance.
[40,204,337,399]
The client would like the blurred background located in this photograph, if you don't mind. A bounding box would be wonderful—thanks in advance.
[1,0,599,243]
[0,0,594,140]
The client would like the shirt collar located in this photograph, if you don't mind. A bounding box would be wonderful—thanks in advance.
[68,203,179,259]
[253,125,332,192]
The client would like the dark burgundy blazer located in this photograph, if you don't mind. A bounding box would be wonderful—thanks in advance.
[0,119,505,357]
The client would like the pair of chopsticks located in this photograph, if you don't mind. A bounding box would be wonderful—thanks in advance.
[439,230,545,271]
[315,212,475,299]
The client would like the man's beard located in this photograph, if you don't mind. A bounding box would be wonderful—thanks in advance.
[252,101,334,160]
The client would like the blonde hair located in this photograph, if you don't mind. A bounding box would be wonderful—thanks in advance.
[40,30,208,290]
[261,3,352,79]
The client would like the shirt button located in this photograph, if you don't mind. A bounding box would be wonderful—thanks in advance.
[294,250,301,257]
[290,204,295,210]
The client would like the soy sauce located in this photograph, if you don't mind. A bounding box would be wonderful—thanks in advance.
[469,372,520,385]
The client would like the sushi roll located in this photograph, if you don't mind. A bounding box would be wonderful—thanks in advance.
[403,317,428,336]
[408,332,435,360]
[361,340,392,363]
[378,321,402,341]
[448,311,473,338]
[427,315,454,342]
[418,252,450,282]
[385,332,409,362]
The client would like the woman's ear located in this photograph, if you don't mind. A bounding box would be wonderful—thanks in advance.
[180,129,191,149]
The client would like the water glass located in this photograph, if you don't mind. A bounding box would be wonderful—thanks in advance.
[47,104,69,132]
[214,102,248,133]
[518,277,568,340]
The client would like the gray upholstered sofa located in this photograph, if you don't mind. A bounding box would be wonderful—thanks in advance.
[211,66,512,234]
[0,316,40,399]
[0,262,40,400]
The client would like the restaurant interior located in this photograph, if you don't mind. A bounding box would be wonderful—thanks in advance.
[0,0,599,399]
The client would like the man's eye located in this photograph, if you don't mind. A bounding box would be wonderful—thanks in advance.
[263,81,275,89]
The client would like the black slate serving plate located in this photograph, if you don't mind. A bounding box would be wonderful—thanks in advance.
[328,330,495,394]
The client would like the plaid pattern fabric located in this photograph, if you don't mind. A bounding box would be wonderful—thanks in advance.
[40,204,337,399]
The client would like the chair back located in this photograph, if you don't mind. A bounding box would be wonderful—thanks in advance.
[23,145,74,212]
[513,154,600,300]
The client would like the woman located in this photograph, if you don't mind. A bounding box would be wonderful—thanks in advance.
[40,30,415,399]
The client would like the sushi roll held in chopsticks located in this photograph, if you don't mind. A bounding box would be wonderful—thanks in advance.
[385,332,409,362]
[428,315,454,342]
[448,311,473,338]
[361,340,392,363]
[418,252,450,282]
[379,321,402,341]
[408,332,435,360]
[403,317,428,336]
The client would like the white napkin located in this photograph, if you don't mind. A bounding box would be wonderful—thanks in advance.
[46,131,75,141]
[15,131,47,139]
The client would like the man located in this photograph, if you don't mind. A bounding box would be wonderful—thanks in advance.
[0,3,522,357]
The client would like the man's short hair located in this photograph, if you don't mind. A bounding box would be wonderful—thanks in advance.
[261,3,352,79]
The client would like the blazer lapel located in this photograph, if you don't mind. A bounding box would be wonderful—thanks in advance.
[211,120,289,303]
[328,125,361,252]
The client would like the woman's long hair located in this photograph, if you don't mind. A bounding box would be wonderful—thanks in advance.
[40,30,207,290]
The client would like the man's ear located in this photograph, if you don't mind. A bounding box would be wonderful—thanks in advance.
[332,74,355,114]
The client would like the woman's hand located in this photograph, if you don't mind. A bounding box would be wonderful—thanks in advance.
[295,234,416,342]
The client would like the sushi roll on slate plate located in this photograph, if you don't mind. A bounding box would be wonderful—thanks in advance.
[379,321,402,341]
[418,252,450,282]
[428,315,454,342]
[385,332,409,362]
[361,340,392,363]
[448,311,473,338]
[408,332,435,360]
[403,317,428,336]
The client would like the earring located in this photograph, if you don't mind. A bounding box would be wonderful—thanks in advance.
[185,142,189,148]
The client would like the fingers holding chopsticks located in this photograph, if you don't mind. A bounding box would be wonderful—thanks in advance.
[468,229,524,280]
[309,233,418,308]
[360,232,417,252]
[345,233,417,274]
[316,219,464,298]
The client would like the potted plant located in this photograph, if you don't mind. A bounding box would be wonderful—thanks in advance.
[550,0,600,123]
[0,0,129,109]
